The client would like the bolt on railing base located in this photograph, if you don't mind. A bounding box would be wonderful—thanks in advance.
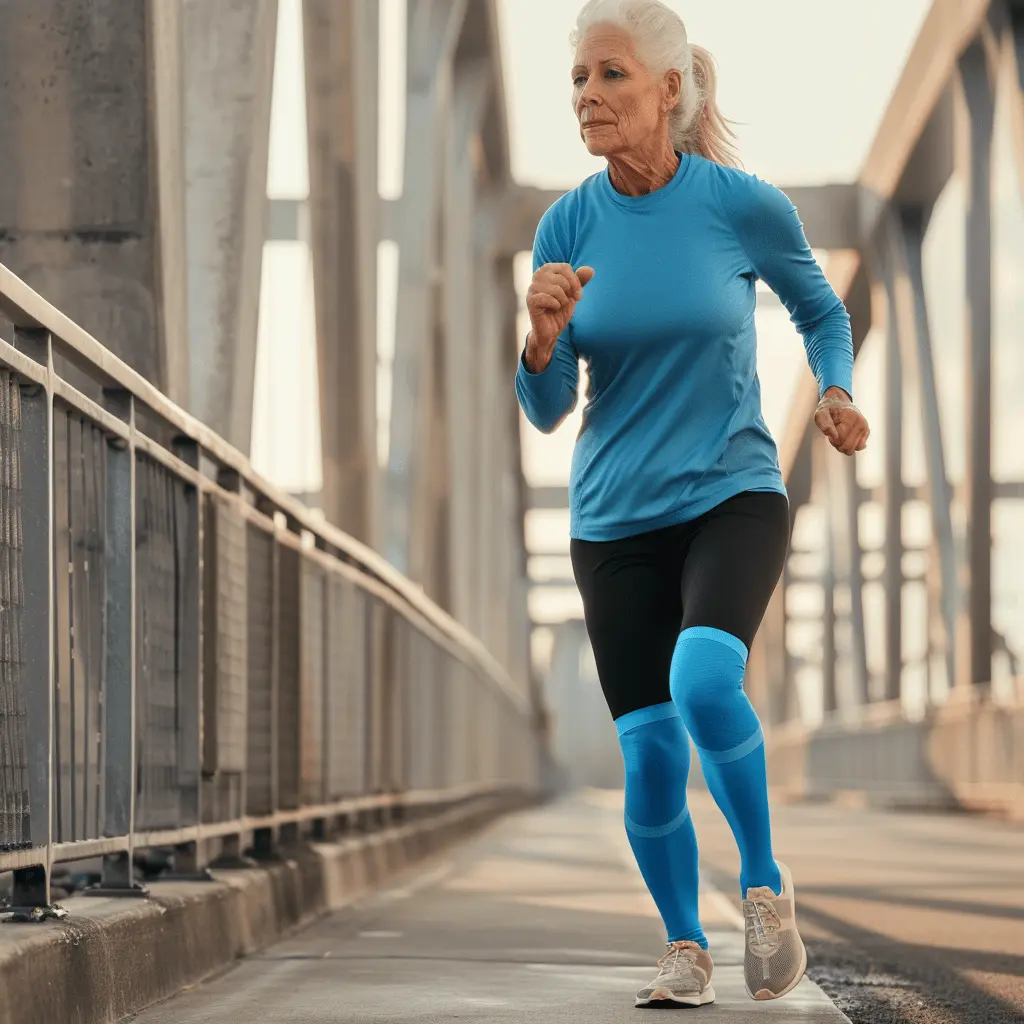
[207,833,260,870]
[1,905,70,924]
[247,827,286,864]
[155,842,217,882]
[1,866,69,924]
[82,853,150,899]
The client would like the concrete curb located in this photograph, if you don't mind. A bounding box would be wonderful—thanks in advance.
[0,794,529,1024]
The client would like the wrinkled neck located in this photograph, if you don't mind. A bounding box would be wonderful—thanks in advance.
[606,140,679,197]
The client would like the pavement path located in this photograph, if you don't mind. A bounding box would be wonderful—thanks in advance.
[128,790,846,1023]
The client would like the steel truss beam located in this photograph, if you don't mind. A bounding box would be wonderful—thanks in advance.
[958,34,997,690]
[184,0,277,455]
[882,206,958,694]
[765,0,1006,722]
[444,57,495,632]
[778,0,992,487]
[304,0,381,545]
[386,0,469,584]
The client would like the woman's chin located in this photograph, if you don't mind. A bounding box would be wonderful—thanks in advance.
[581,135,613,158]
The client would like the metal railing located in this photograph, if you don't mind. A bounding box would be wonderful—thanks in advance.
[764,686,1024,816]
[0,263,542,909]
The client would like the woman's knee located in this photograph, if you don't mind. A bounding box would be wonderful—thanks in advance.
[669,625,749,716]
[669,626,763,753]
[615,704,691,829]
[616,704,690,782]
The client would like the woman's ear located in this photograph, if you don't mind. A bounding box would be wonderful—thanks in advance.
[663,68,682,113]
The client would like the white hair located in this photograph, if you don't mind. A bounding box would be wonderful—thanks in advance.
[570,0,741,167]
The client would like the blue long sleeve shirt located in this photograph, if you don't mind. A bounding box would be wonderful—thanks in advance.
[515,152,853,542]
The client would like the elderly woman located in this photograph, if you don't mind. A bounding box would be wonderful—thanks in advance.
[516,0,869,1010]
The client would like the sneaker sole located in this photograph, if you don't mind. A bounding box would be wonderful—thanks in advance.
[636,984,716,1008]
[744,938,808,1001]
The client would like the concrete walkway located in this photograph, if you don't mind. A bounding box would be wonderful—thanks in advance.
[132,791,847,1022]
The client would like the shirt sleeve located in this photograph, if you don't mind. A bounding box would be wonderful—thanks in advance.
[514,199,581,434]
[725,174,854,400]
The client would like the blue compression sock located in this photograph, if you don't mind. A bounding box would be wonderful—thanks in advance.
[670,626,782,898]
[616,703,707,948]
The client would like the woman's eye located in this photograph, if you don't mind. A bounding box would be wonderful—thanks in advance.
[573,75,586,87]
[606,68,623,79]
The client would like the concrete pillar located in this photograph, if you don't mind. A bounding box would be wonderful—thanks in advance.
[183,0,277,454]
[303,0,380,545]
[0,0,188,401]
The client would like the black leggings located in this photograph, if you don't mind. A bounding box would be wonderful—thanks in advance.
[569,490,790,720]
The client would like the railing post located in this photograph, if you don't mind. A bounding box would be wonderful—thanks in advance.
[169,437,210,880]
[89,389,146,897]
[9,328,61,917]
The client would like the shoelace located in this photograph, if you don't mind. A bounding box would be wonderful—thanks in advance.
[657,943,698,978]
[744,898,781,953]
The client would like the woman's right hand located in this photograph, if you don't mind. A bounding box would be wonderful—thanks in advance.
[524,263,594,372]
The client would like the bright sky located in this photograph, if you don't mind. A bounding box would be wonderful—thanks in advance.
[497,0,931,190]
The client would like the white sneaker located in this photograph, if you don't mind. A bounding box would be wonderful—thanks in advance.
[742,860,808,1000]
[635,940,716,1008]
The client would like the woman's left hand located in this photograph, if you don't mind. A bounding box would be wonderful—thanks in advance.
[814,387,869,456]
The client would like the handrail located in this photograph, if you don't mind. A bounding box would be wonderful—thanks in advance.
[0,261,542,906]
[0,263,528,715]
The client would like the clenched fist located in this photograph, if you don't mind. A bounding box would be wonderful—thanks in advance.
[814,386,870,456]
[524,263,595,373]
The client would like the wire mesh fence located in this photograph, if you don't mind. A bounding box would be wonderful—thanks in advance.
[0,267,542,901]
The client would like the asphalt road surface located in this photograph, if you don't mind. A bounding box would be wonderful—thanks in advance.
[689,789,1024,1024]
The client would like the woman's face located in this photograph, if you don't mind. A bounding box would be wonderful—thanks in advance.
[572,25,680,159]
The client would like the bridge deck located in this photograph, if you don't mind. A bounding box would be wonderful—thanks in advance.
[131,791,845,1023]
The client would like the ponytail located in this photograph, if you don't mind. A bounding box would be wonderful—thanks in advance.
[679,45,741,169]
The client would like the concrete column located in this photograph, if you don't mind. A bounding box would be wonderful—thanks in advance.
[386,0,467,578]
[303,0,380,545]
[183,0,277,453]
[0,0,188,401]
